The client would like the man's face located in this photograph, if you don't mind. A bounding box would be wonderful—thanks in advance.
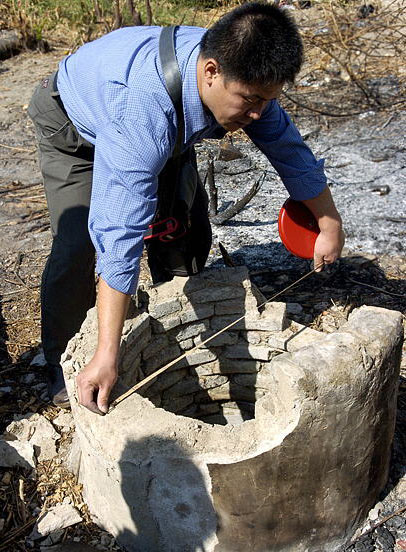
[199,59,284,132]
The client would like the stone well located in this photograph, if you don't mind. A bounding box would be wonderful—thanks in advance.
[62,267,403,552]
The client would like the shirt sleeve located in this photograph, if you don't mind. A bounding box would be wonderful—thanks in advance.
[89,118,171,294]
[244,100,327,201]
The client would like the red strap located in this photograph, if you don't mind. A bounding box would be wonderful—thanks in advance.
[144,217,186,242]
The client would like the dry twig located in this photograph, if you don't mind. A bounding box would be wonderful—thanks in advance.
[210,171,266,225]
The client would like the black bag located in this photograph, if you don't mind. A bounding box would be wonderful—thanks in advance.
[144,26,212,281]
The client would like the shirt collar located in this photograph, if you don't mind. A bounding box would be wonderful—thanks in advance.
[182,44,214,144]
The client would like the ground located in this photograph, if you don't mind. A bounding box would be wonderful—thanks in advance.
[0,38,405,552]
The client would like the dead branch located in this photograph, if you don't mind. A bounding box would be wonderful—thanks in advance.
[127,0,142,25]
[93,0,102,20]
[145,0,152,25]
[206,156,217,217]
[112,0,122,30]
[210,171,266,226]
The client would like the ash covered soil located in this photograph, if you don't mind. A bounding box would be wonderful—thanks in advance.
[0,48,405,551]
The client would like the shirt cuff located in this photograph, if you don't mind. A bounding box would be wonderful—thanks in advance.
[96,257,140,295]
[281,159,327,201]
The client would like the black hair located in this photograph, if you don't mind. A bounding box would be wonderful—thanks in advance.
[200,2,303,85]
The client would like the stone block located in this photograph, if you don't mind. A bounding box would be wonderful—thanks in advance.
[181,348,217,367]
[218,359,262,374]
[151,315,182,334]
[122,313,150,344]
[223,343,272,361]
[170,320,211,342]
[189,361,221,376]
[180,304,215,324]
[221,401,255,416]
[210,312,287,332]
[199,375,229,390]
[188,285,246,304]
[149,298,182,319]
[269,323,323,352]
[162,394,194,414]
[163,376,202,398]
[142,335,169,361]
[232,374,268,390]
[215,300,246,315]
[210,304,287,333]
[143,344,182,375]
[121,327,151,368]
[31,502,82,539]
[0,439,36,469]
[242,331,262,345]
[178,338,194,351]
[190,359,261,376]
[143,368,188,396]
[194,330,239,348]
[6,413,60,462]
[120,356,142,389]
[210,315,246,331]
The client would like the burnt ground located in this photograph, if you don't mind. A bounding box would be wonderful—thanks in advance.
[0,45,405,551]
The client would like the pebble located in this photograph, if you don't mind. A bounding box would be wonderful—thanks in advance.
[1,471,12,485]
[22,373,36,384]
[353,536,375,551]
[286,302,304,315]
[375,526,395,550]
[385,516,406,531]
[30,351,46,367]
[369,501,384,521]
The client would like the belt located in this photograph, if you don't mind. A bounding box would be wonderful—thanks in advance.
[52,70,69,118]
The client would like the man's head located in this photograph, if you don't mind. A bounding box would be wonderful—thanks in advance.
[197,2,303,131]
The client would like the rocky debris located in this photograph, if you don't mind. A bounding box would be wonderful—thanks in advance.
[30,350,47,367]
[368,502,384,521]
[217,138,244,161]
[52,411,75,432]
[5,413,60,461]
[0,439,36,469]
[30,500,82,539]
[40,543,101,551]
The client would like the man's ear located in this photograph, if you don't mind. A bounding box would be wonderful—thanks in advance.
[203,58,221,85]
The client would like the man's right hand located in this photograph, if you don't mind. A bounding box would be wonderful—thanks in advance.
[76,276,131,415]
[76,352,118,415]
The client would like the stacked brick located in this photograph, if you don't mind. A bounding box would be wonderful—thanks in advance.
[118,267,289,424]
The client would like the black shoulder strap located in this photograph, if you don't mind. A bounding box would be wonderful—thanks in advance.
[159,26,184,158]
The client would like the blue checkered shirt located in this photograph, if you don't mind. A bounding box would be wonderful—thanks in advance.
[57,25,327,294]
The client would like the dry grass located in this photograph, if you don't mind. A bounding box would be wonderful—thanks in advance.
[284,0,406,117]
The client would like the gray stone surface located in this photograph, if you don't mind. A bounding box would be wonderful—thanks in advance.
[31,502,82,539]
[6,413,60,461]
[0,439,36,469]
[148,298,182,319]
[181,304,215,324]
[223,343,273,361]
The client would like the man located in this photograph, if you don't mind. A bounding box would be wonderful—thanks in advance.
[28,2,344,414]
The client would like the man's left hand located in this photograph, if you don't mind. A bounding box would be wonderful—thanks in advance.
[302,185,345,272]
[313,225,345,272]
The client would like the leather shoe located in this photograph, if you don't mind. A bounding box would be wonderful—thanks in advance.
[46,364,70,408]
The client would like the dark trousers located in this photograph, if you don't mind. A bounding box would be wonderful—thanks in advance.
[28,72,211,366]
[28,72,96,366]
